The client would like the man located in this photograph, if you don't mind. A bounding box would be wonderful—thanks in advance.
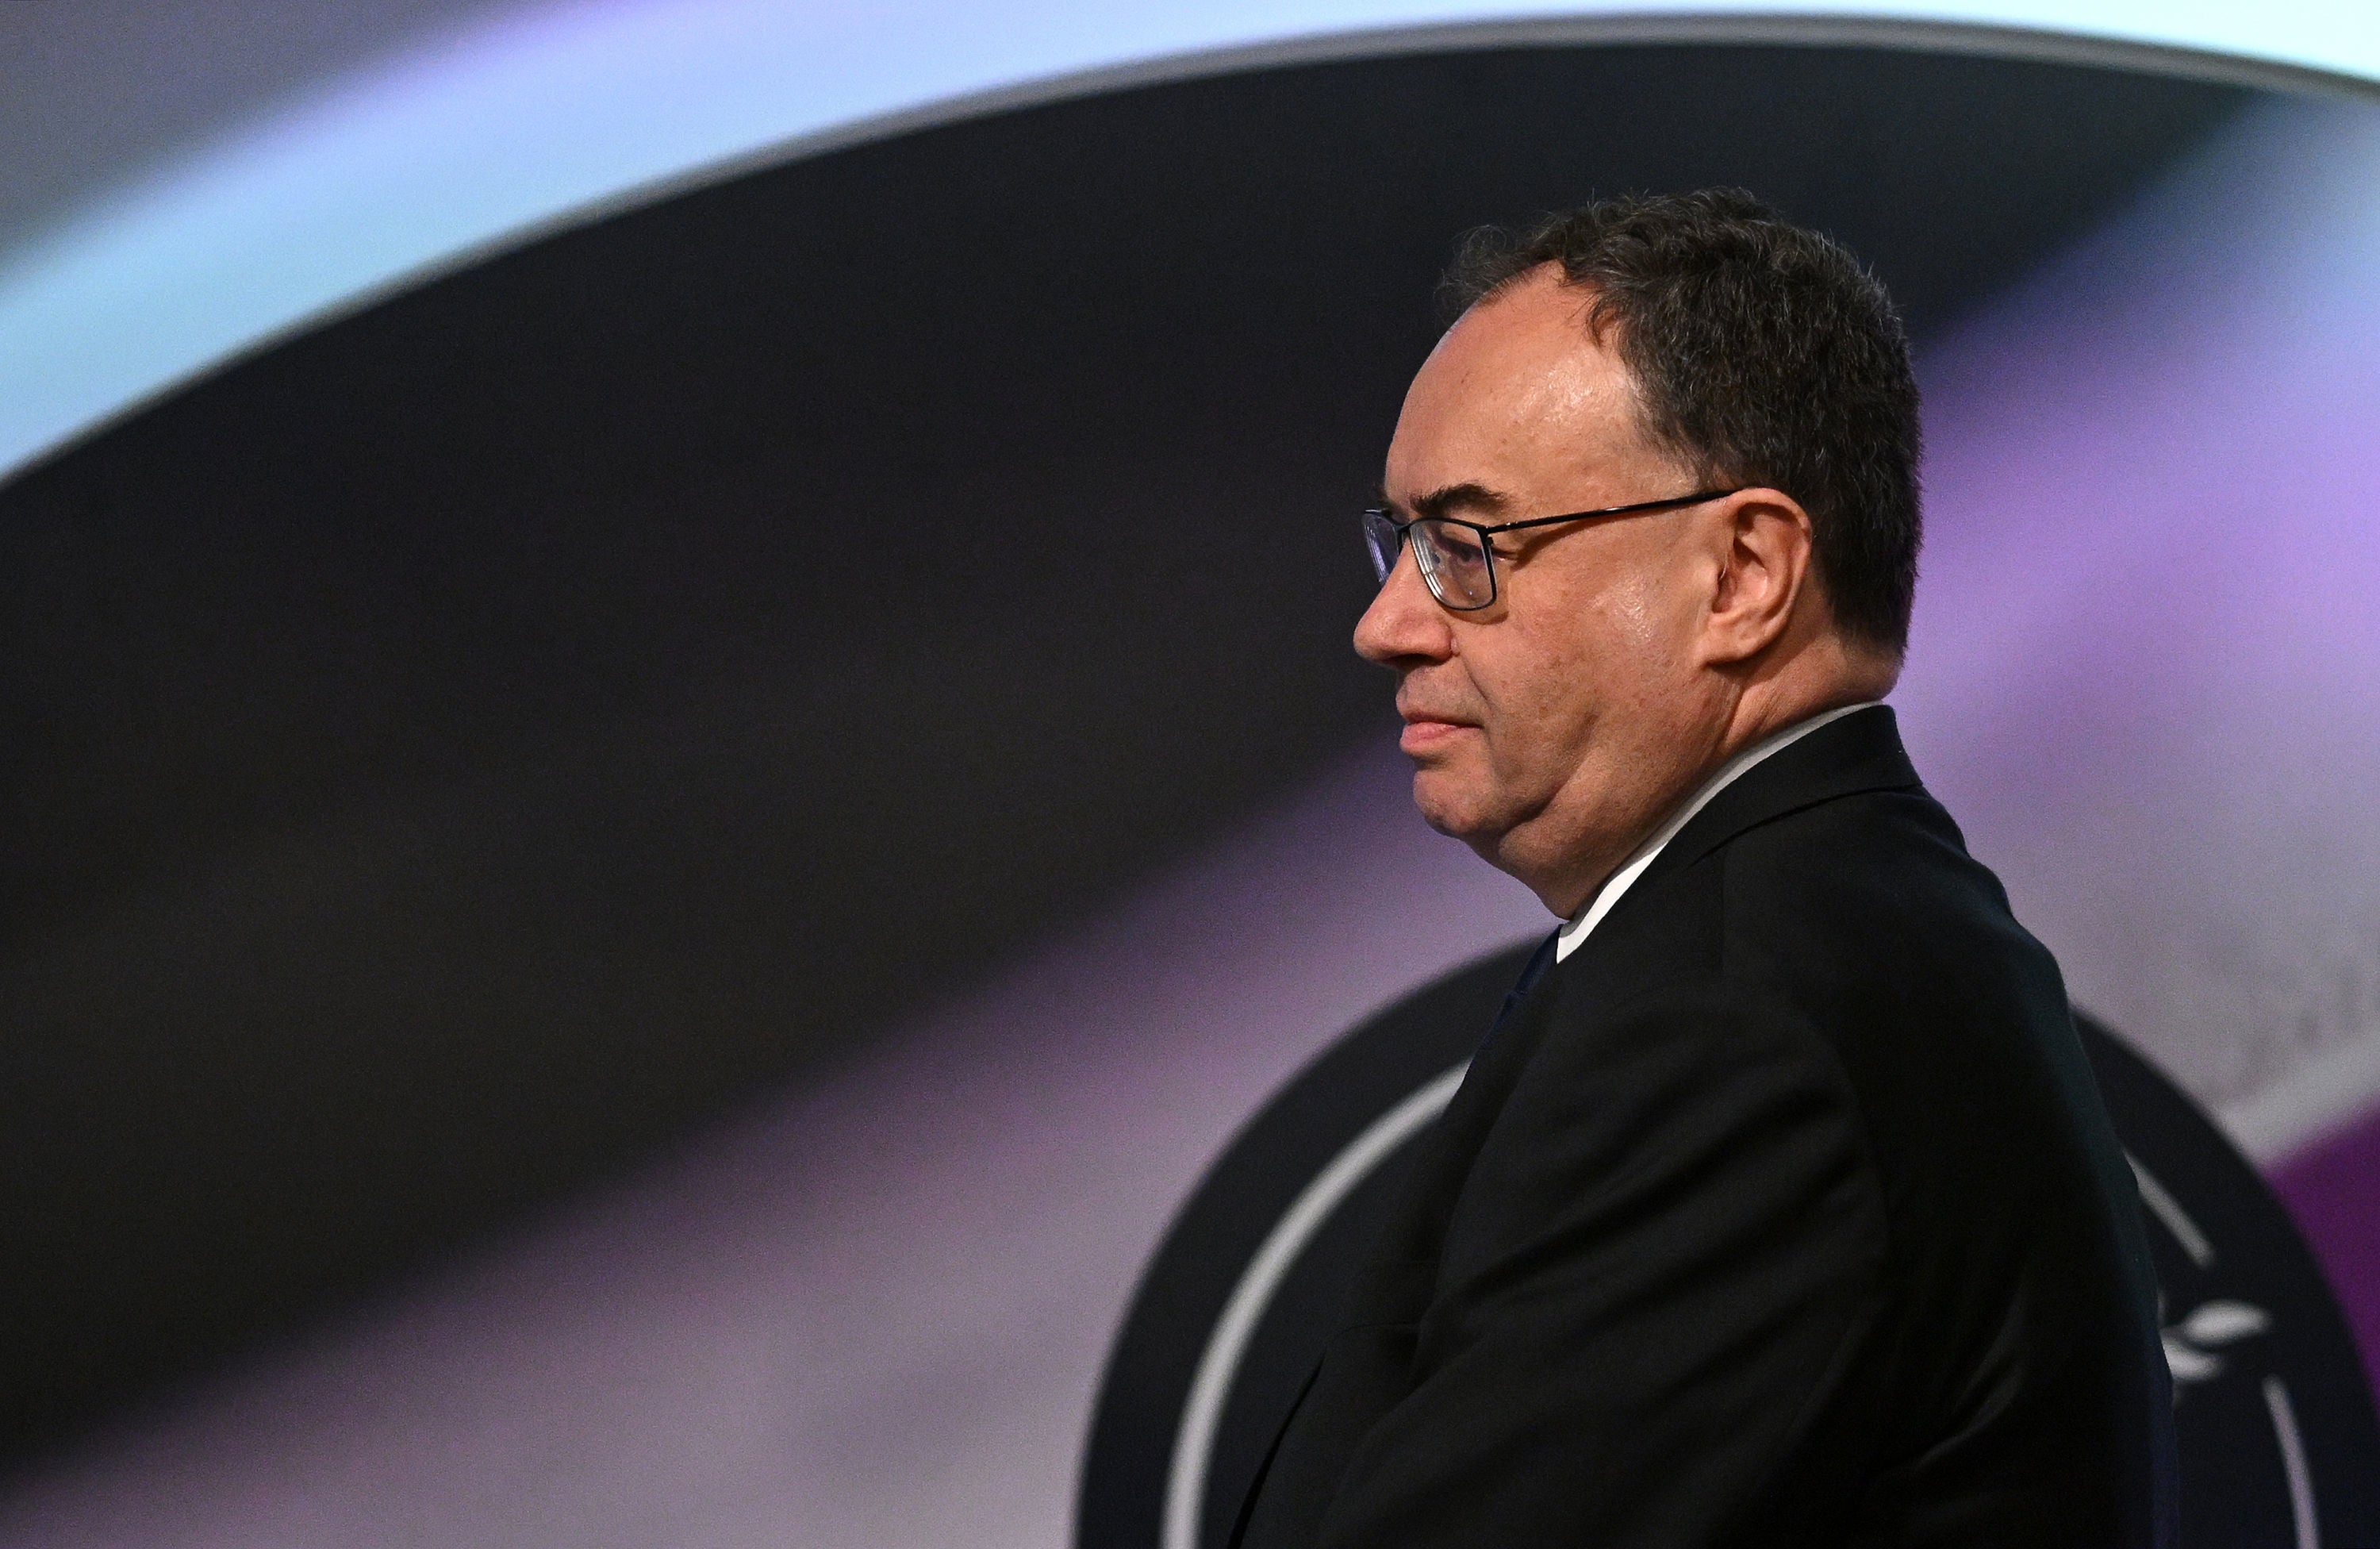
[1230,192,2176,1547]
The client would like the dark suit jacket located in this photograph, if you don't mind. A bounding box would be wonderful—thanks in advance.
[1232,706,2177,1548]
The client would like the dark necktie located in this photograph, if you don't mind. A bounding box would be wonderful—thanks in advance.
[1487,929,1560,1044]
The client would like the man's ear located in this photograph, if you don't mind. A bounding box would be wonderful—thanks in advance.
[1702,488,1814,666]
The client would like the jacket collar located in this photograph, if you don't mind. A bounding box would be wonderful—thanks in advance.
[1636,703,1921,889]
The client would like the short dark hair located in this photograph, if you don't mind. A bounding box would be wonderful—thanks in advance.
[1445,190,1921,652]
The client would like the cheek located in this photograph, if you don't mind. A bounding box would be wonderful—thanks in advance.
[1585,568,1706,709]
[1595,568,1675,655]
[1473,628,1606,775]
[1477,576,1672,767]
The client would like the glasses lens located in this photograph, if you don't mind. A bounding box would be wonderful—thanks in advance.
[1361,509,1403,582]
[1412,519,1494,609]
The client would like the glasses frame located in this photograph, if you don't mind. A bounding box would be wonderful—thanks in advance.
[1361,487,1744,611]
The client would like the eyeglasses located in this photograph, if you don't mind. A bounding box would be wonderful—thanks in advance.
[1360,489,1742,611]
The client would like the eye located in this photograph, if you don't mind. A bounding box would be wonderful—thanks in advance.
[1422,522,1488,571]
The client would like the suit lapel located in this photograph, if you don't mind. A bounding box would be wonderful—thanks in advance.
[1229,706,1925,1548]
[1345,706,1923,1316]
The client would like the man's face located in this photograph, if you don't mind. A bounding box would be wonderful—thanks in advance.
[1355,267,1731,905]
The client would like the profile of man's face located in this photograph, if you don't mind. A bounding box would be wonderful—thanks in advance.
[1354,267,1731,897]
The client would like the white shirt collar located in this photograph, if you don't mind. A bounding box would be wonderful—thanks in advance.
[1553,701,1882,963]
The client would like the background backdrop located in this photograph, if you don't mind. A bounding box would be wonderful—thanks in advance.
[2,5,2377,1545]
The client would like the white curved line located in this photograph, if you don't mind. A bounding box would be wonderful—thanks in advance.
[1161,1059,1468,1549]
[2125,1152,2214,1269]
[10,8,2378,486]
[1160,1087,2311,1547]
[2263,1375,2320,1549]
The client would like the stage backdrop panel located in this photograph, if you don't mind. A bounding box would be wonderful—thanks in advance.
[0,26,2374,1549]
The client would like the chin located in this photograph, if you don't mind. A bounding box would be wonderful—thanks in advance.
[1409,769,1497,846]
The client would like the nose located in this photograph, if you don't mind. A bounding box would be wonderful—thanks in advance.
[1353,542,1453,668]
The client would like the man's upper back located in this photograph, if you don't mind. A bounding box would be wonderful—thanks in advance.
[1232,707,2177,1548]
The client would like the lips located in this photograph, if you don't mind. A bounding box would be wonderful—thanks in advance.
[1395,698,1476,730]
[1397,712,1476,755]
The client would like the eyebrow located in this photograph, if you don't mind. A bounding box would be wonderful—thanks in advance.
[1377,481,1514,521]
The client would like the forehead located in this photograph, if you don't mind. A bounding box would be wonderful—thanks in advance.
[1384,268,1653,507]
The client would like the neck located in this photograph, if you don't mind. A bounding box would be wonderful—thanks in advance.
[1511,642,1899,917]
